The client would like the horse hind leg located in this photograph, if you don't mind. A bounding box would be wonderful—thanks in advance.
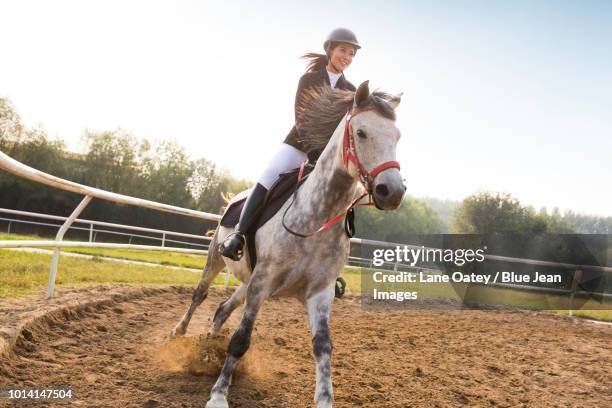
[206,272,268,408]
[209,283,247,336]
[170,231,225,339]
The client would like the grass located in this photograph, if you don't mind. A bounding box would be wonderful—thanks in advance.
[63,247,204,269]
[0,233,205,269]
[555,309,612,322]
[341,265,362,294]
[0,232,44,241]
[0,249,241,298]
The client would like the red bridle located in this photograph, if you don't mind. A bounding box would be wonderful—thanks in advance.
[342,110,401,195]
[284,110,401,238]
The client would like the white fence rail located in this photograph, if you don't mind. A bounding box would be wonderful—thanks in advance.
[0,208,211,248]
[0,240,206,254]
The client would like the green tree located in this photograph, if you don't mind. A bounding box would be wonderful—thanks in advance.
[142,139,195,206]
[562,210,612,234]
[355,196,445,241]
[81,129,146,194]
[417,196,459,232]
[190,162,251,214]
[451,192,577,234]
[535,207,575,233]
[0,98,25,151]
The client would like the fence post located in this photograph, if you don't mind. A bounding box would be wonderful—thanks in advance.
[89,223,93,242]
[46,195,93,300]
[162,233,166,247]
[568,266,583,317]
[224,269,231,289]
[7,221,11,234]
[128,235,133,245]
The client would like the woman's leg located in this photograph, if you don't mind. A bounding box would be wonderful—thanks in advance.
[218,144,307,260]
[257,143,308,190]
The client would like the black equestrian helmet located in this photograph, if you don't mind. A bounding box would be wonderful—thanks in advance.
[323,28,361,53]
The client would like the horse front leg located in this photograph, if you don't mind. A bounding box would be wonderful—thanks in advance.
[205,275,267,408]
[209,283,247,336]
[307,287,335,408]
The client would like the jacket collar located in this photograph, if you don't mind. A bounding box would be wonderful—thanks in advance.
[320,66,347,89]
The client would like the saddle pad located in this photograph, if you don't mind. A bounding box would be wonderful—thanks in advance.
[219,164,315,269]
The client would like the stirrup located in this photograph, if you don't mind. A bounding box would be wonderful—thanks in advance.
[218,232,246,261]
[335,277,346,298]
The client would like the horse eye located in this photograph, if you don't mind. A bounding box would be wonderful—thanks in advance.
[356,129,367,139]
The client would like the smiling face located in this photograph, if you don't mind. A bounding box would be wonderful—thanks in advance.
[327,42,356,73]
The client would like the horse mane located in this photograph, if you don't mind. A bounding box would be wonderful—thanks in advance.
[295,85,397,152]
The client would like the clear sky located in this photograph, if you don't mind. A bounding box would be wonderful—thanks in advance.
[1,0,610,216]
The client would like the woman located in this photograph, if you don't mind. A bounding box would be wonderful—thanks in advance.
[219,27,361,261]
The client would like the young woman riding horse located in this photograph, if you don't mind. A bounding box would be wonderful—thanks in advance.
[171,28,405,408]
[218,28,360,263]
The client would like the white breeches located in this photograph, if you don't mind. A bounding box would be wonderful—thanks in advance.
[257,143,308,189]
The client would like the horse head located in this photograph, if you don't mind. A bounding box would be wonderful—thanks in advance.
[345,80,406,210]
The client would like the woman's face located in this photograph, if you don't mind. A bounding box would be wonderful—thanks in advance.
[328,42,356,73]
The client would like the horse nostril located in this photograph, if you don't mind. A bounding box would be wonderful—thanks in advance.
[375,184,390,198]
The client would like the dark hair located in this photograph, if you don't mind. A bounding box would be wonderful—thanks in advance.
[301,52,328,73]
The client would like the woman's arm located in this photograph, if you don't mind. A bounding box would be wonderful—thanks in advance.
[283,71,322,151]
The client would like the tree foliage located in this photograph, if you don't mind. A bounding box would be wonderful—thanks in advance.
[561,210,612,234]
[451,192,575,234]
[355,196,446,241]
[0,99,25,150]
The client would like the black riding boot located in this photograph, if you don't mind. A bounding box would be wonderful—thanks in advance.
[218,183,268,261]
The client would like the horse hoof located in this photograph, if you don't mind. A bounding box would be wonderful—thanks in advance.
[205,394,229,408]
[170,326,185,339]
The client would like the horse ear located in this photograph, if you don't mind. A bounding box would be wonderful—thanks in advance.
[354,80,370,107]
[388,92,403,110]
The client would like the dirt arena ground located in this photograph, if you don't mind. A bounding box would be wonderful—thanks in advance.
[1,285,610,407]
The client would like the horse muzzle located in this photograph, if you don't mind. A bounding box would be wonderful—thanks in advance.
[372,170,406,210]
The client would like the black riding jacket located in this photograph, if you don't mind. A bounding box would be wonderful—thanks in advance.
[284,67,356,152]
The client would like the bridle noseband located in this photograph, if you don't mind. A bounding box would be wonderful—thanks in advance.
[282,109,401,238]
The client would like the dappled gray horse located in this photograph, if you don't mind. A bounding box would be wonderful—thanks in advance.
[171,81,405,408]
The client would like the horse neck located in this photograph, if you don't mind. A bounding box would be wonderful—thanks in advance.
[294,115,358,228]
